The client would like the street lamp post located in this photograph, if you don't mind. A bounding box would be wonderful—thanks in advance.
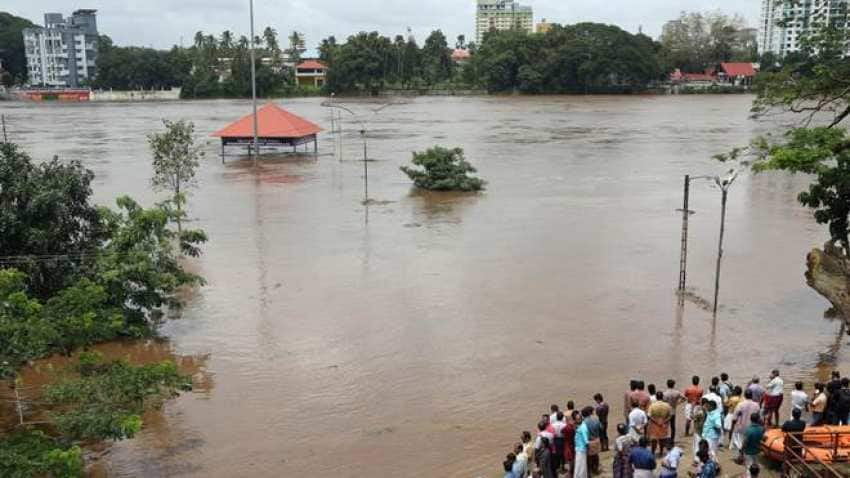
[321,101,396,205]
[677,174,714,294]
[361,128,368,202]
[712,170,738,316]
[249,0,259,167]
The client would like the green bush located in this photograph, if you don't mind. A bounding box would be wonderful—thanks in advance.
[401,146,486,192]
[0,430,83,478]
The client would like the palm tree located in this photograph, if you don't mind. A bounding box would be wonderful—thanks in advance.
[456,34,466,50]
[220,30,234,52]
[263,27,279,52]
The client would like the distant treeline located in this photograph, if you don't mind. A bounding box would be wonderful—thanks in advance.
[2,9,761,96]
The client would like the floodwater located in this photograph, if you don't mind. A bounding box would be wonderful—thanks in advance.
[3,95,849,477]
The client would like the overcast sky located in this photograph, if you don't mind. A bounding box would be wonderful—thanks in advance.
[9,1,761,51]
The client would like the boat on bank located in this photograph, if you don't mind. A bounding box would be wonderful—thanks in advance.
[762,425,850,464]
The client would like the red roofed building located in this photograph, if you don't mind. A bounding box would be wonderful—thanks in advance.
[718,62,757,86]
[212,103,323,156]
[451,49,471,65]
[295,60,327,88]
[670,69,717,86]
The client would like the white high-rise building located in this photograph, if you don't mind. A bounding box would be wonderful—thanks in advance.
[475,0,534,45]
[23,10,99,88]
[759,0,850,56]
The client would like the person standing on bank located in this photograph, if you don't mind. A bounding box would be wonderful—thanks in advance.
[763,369,784,427]
[663,379,685,445]
[594,393,611,452]
[702,400,722,455]
[684,376,704,437]
[742,413,765,473]
[583,406,603,475]
[790,381,809,421]
[629,437,657,478]
[574,409,590,478]
[648,392,673,456]
[613,423,636,478]
[811,383,828,426]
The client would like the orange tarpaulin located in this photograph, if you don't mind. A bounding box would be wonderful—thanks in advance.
[212,103,322,139]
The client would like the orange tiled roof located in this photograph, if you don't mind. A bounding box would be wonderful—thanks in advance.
[720,62,756,77]
[211,103,322,139]
[296,60,327,70]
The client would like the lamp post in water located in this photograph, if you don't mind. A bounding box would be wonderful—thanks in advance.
[712,170,738,316]
[677,174,714,295]
[249,0,259,167]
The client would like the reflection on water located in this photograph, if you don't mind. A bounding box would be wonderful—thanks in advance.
[4,95,850,477]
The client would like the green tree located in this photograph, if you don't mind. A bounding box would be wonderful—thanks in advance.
[147,120,203,233]
[0,12,35,84]
[421,30,454,85]
[729,25,850,252]
[325,32,394,94]
[659,11,755,73]
[401,146,486,192]
[286,31,304,65]
[0,143,108,298]
[0,430,83,478]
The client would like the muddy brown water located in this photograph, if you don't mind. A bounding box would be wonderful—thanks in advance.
[3,95,849,477]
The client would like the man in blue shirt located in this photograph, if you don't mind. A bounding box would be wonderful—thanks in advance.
[702,400,723,454]
[629,437,656,478]
[574,408,590,478]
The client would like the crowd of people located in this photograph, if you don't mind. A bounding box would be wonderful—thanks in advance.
[500,370,850,478]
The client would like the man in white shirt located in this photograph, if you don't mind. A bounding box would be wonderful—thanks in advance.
[628,400,648,441]
[764,369,784,427]
[790,381,809,419]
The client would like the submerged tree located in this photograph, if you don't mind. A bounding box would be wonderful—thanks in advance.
[401,146,486,192]
[148,120,203,233]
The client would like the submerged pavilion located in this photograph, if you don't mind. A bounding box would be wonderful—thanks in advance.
[212,103,323,157]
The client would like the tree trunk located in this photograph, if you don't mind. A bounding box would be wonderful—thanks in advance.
[806,242,850,332]
[175,182,182,235]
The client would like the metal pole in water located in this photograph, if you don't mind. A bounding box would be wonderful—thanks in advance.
[713,187,728,316]
[362,129,368,202]
[678,175,690,293]
[249,0,259,167]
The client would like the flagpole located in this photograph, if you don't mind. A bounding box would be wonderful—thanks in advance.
[250,0,259,167]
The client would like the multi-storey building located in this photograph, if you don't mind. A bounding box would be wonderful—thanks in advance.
[475,0,533,45]
[536,18,553,34]
[759,0,850,56]
[23,10,99,88]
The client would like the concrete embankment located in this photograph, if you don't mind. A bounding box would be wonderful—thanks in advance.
[90,88,182,102]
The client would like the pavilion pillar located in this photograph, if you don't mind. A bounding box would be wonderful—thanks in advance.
[314,137,318,158]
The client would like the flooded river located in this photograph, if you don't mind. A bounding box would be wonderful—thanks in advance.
[3,95,848,477]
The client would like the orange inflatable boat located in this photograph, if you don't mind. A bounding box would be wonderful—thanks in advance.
[762,426,850,463]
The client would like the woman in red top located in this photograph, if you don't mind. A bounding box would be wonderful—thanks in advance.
[563,411,580,477]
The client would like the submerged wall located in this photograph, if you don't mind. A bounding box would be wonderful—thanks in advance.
[91,88,181,102]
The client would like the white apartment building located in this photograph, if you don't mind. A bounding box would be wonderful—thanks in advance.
[759,0,850,56]
[475,0,534,45]
[23,10,99,88]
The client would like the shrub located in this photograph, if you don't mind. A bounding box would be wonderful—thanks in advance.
[400,146,486,192]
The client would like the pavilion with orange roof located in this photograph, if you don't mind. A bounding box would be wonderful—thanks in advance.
[212,103,323,157]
